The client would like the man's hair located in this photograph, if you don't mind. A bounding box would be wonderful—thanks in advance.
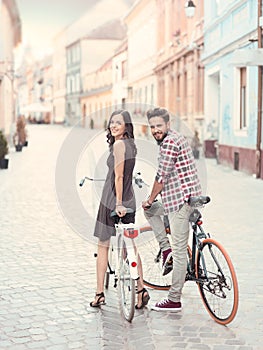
[146,107,170,123]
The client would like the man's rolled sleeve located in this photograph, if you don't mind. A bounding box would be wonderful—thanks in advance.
[155,173,163,183]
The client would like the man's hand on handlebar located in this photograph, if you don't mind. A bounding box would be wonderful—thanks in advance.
[142,200,152,210]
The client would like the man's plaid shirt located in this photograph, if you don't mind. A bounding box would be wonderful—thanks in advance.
[156,130,202,214]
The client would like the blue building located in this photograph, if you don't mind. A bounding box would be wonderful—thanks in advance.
[202,0,263,178]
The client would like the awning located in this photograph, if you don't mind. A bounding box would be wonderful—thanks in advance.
[231,48,263,66]
[20,103,52,113]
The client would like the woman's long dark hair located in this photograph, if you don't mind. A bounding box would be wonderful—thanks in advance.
[106,110,137,155]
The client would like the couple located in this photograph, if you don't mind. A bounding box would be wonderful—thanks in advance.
[90,107,201,312]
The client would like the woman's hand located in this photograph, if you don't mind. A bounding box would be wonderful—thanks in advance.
[116,204,127,217]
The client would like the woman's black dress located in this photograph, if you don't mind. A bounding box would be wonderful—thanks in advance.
[94,139,136,241]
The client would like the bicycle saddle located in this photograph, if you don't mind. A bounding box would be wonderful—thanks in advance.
[188,196,210,207]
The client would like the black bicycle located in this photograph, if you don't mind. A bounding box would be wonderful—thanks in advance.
[137,196,239,325]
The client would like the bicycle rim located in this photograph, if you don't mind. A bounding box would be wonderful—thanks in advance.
[138,227,171,290]
[196,238,239,325]
[117,235,135,322]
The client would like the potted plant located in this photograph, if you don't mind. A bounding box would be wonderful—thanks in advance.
[0,130,9,169]
[13,115,27,151]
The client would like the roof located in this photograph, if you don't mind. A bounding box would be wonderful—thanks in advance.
[87,19,126,40]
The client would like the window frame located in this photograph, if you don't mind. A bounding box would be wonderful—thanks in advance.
[233,66,249,135]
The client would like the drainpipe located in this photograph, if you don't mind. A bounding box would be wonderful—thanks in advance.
[256,0,262,178]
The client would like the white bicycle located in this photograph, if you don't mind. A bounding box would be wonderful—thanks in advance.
[80,175,145,322]
[107,209,140,322]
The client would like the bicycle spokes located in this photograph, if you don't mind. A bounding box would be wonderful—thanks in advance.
[137,229,172,290]
[200,270,233,299]
[196,239,239,325]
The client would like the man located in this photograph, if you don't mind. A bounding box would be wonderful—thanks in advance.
[142,107,202,312]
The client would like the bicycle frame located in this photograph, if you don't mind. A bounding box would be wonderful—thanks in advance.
[114,222,140,281]
[112,221,140,322]
[187,219,208,281]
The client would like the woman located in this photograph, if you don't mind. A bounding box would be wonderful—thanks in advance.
[90,109,150,309]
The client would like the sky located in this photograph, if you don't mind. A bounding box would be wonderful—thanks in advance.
[15,0,134,63]
[15,0,101,59]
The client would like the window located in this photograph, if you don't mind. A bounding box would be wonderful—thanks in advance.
[234,66,249,133]
[75,73,80,92]
[151,84,154,106]
[157,0,165,49]
[67,51,71,66]
[183,71,187,116]
[71,76,75,93]
[240,67,247,129]
[177,73,181,115]
[197,65,204,113]
[121,60,127,79]
[67,76,70,94]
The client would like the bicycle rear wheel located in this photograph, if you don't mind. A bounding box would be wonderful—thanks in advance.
[196,238,239,325]
[117,235,135,322]
[138,227,172,290]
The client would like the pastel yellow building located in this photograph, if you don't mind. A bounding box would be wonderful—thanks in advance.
[0,0,21,137]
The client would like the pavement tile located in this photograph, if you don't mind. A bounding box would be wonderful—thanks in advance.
[0,125,262,349]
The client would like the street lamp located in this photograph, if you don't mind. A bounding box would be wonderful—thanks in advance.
[185,0,196,18]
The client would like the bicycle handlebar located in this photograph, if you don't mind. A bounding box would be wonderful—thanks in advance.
[110,207,134,218]
[79,172,149,188]
[79,176,106,186]
[133,172,149,188]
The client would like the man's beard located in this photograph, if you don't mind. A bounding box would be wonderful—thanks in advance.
[154,132,168,145]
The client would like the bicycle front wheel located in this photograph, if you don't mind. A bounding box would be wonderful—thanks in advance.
[196,238,239,325]
[117,235,135,322]
[138,227,171,290]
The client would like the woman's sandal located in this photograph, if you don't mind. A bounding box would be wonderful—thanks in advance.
[90,292,106,307]
[135,288,150,309]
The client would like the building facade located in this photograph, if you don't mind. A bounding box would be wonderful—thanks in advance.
[52,31,67,124]
[154,0,204,137]
[112,40,129,109]
[124,0,158,116]
[0,0,21,137]
[16,52,53,124]
[61,0,132,126]
[202,0,263,178]
[80,56,113,129]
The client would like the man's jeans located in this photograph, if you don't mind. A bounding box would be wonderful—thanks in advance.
[144,201,170,251]
[144,201,193,302]
[168,203,193,302]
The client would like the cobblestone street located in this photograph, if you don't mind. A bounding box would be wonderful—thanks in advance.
[0,124,262,349]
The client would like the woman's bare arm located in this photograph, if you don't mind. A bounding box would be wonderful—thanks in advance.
[113,140,126,216]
